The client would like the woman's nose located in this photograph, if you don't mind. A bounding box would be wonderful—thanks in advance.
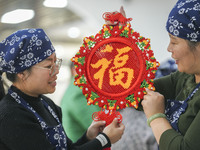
[167,44,172,53]
[50,65,60,76]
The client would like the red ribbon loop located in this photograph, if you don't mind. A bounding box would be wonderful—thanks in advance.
[103,12,132,25]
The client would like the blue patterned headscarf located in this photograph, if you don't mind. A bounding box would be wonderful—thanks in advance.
[166,0,200,42]
[0,28,55,73]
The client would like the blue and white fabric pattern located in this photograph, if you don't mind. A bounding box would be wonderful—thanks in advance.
[0,28,55,73]
[165,82,200,132]
[166,0,200,42]
[8,88,67,150]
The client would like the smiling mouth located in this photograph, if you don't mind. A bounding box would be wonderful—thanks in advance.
[49,76,57,82]
[171,57,178,64]
[49,81,57,87]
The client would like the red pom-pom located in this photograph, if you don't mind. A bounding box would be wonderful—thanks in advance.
[92,110,122,126]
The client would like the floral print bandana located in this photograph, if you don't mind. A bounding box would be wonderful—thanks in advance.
[166,0,200,42]
[0,28,55,73]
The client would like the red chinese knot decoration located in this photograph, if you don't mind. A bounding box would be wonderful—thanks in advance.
[71,12,159,126]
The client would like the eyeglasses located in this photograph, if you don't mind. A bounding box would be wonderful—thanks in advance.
[33,58,62,76]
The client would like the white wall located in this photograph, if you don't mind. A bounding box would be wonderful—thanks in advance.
[68,0,176,62]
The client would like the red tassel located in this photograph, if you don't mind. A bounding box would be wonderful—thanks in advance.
[92,110,123,150]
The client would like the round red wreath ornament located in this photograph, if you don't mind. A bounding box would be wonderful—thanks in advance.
[71,12,160,126]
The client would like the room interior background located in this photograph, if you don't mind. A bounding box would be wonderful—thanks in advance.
[0,0,176,105]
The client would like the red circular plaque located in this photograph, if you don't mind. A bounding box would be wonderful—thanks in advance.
[87,38,144,98]
[72,20,159,111]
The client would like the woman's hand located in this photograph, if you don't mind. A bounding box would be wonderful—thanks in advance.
[103,118,125,144]
[86,118,125,144]
[142,88,165,118]
[142,88,172,144]
[86,120,106,140]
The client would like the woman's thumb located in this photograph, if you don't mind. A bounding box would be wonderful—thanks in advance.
[111,118,118,126]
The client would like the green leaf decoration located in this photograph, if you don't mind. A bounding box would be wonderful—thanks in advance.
[88,41,96,49]
[103,31,111,38]
[78,56,85,66]
[146,60,154,70]
[107,100,117,107]
[140,79,149,88]
[126,103,130,107]
[125,94,135,103]
[139,36,144,40]
[94,101,99,105]
[80,75,86,84]
[136,42,145,51]
[131,29,134,34]
[137,97,141,102]
[76,52,80,55]
[120,30,129,38]
[91,91,99,100]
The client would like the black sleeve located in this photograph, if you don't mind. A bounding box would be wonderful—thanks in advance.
[0,139,9,150]
[67,132,111,150]
[0,108,55,150]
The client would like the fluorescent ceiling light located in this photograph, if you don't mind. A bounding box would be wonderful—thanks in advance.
[43,0,68,8]
[1,9,35,24]
[67,27,80,38]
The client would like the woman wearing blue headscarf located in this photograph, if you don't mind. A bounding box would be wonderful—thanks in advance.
[109,3,200,149]
[141,0,200,150]
[0,28,125,150]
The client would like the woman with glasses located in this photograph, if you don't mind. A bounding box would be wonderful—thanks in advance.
[0,28,125,150]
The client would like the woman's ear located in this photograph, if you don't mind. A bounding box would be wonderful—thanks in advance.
[17,71,29,81]
[17,72,25,80]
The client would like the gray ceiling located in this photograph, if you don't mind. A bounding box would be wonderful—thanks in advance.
[0,0,81,42]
